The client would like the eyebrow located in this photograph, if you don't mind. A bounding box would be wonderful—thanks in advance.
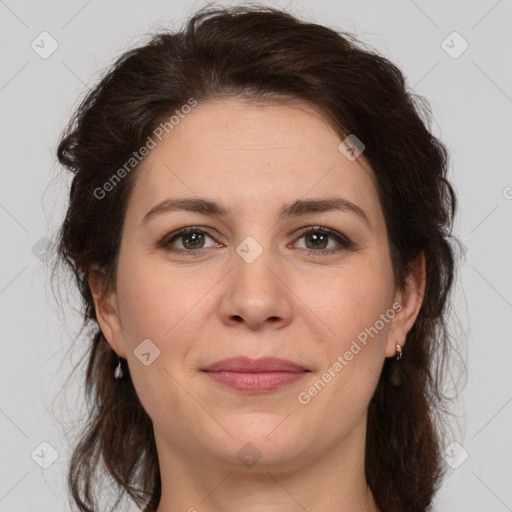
[141,196,371,230]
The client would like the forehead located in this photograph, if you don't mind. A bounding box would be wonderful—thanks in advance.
[143,98,369,166]
[125,98,382,226]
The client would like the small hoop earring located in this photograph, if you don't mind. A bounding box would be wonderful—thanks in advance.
[395,343,403,361]
[114,354,124,379]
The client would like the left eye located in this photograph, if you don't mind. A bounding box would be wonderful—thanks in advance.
[293,228,350,251]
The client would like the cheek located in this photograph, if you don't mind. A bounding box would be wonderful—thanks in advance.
[300,257,394,345]
[115,252,220,376]
[114,260,204,424]
[299,258,393,402]
[116,250,202,340]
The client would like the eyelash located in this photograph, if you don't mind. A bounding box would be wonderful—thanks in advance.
[157,225,353,257]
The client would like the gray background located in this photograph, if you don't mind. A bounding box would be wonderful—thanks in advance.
[1,0,511,510]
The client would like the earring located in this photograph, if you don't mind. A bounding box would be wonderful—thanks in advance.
[395,343,403,361]
[114,354,124,379]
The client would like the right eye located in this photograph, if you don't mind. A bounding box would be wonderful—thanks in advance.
[159,227,221,254]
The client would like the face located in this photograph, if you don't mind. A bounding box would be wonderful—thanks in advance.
[91,98,423,472]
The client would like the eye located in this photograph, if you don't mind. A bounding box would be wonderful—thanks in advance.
[291,226,353,255]
[159,227,219,254]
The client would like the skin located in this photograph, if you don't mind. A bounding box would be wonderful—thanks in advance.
[90,98,425,512]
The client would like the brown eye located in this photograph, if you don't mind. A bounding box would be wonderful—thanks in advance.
[161,228,218,253]
[304,232,329,250]
[293,227,353,254]
[180,231,206,249]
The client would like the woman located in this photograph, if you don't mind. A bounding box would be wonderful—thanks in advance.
[54,4,458,511]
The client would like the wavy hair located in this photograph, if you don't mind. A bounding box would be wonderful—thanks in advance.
[53,4,460,511]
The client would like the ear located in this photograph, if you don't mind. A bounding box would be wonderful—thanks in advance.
[89,266,127,358]
[385,251,426,358]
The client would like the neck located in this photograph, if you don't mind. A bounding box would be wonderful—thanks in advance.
[154,417,380,512]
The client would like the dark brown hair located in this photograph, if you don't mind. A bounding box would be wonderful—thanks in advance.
[53,4,460,511]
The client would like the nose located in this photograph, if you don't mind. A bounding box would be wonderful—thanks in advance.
[218,243,293,331]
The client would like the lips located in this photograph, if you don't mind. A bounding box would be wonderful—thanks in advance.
[201,356,308,373]
[201,357,310,393]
